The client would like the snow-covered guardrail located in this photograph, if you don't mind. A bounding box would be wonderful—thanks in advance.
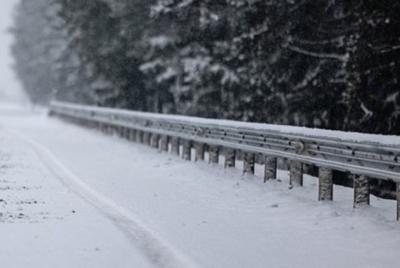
[49,101,400,220]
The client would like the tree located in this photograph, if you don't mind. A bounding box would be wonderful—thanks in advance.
[11,0,96,105]
[11,0,400,135]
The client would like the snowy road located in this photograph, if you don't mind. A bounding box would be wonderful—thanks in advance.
[0,107,152,268]
[1,104,400,268]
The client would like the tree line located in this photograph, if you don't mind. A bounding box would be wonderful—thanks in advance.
[11,0,400,134]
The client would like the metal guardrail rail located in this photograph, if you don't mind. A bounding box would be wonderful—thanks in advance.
[49,101,400,220]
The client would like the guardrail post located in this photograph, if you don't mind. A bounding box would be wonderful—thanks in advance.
[195,143,205,161]
[353,175,370,207]
[116,126,122,136]
[106,124,113,135]
[117,126,123,137]
[143,132,151,145]
[209,146,219,164]
[130,129,137,142]
[116,126,121,137]
[150,133,159,149]
[160,136,169,152]
[289,161,303,187]
[224,148,236,168]
[182,140,191,161]
[124,127,130,139]
[136,130,142,143]
[171,137,180,156]
[243,152,255,175]
[122,127,127,138]
[318,167,333,201]
[397,183,400,221]
[101,124,107,134]
[141,131,147,144]
[107,124,113,135]
[264,156,277,182]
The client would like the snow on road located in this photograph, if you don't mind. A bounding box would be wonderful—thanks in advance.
[1,104,400,268]
[0,113,152,268]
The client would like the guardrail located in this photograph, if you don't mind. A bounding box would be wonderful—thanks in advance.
[49,101,400,220]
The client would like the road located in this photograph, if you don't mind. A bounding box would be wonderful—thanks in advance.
[1,103,400,268]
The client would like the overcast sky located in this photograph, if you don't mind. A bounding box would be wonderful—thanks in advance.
[0,0,26,103]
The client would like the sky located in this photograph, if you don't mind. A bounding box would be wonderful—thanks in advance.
[0,0,26,103]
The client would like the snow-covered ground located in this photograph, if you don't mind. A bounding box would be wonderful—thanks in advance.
[0,110,152,268]
[1,104,400,268]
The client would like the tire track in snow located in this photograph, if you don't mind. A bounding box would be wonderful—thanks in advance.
[9,129,199,268]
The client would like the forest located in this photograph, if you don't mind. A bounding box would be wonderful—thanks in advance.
[11,0,400,134]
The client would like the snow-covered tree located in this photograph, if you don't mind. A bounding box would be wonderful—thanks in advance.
[343,0,400,134]
[11,0,98,105]
[11,0,400,134]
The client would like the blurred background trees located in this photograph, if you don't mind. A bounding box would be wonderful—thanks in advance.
[11,0,400,134]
